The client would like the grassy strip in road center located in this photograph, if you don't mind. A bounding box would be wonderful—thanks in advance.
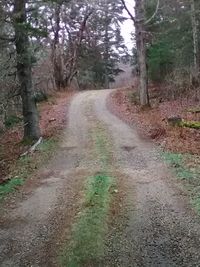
[60,125,115,267]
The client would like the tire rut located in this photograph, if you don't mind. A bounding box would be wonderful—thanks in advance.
[91,89,200,267]
[1,90,200,267]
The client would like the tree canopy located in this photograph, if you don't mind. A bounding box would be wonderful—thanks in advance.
[0,0,199,139]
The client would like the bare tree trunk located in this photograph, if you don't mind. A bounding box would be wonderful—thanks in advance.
[104,5,110,89]
[104,30,110,88]
[65,10,93,86]
[121,0,160,105]
[14,0,41,141]
[191,0,199,75]
[135,0,149,106]
[51,2,66,90]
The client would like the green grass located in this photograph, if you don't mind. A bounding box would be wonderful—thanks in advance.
[60,124,115,266]
[164,153,194,180]
[61,172,113,267]
[0,138,58,201]
[0,177,24,200]
[163,152,200,213]
[95,132,111,170]
[164,152,199,180]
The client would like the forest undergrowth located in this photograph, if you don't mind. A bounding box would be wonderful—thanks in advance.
[0,91,75,198]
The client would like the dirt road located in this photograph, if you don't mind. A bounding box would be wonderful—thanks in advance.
[1,90,200,267]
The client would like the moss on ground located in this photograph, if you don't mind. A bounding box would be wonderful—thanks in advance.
[181,120,200,129]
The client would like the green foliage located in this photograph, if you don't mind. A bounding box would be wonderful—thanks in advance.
[5,115,23,128]
[74,0,127,89]
[145,0,194,83]
[78,42,125,89]
[77,46,106,88]
[147,41,173,81]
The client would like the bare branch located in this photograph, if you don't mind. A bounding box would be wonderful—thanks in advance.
[120,0,135,23]
[0,35,15,42]
[20,137,43,157]
[145,0,160,25]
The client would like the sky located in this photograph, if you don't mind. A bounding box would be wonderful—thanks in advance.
[121,0,135,52]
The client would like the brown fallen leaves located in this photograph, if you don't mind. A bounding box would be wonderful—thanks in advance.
[108,88,200,155]
[0,91,75,183]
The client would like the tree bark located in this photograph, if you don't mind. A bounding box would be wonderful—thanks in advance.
[65,10,93,86]
[104,5,110,89]
[51,2,66,90]
[14,0,41,141]
[135,0,149,106]
[191,0,199,75]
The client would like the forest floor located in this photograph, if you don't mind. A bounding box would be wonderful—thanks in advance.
[0,91,74,186]
[0,89,200,267]
[108,87,200,155]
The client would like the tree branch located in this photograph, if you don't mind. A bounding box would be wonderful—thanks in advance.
[120,0,135,23]
[0,35,15,42]
[20,137,43,157]
[145,0,160,25]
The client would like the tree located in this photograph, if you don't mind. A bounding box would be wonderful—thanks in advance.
[60,0,127,89]
[135,0,149,106]
[98,0,126,88]
[121,0,159,106]
[191,0,199,77]
[145,0,200,98]
[13,0,41,140]
[0,0,128,140]
[51,0,65,89]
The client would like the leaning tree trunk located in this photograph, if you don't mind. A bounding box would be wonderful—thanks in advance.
[14,0,41,141]
[135,0,149,107]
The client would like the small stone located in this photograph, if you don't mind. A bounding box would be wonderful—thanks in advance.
[49,118,56,122]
